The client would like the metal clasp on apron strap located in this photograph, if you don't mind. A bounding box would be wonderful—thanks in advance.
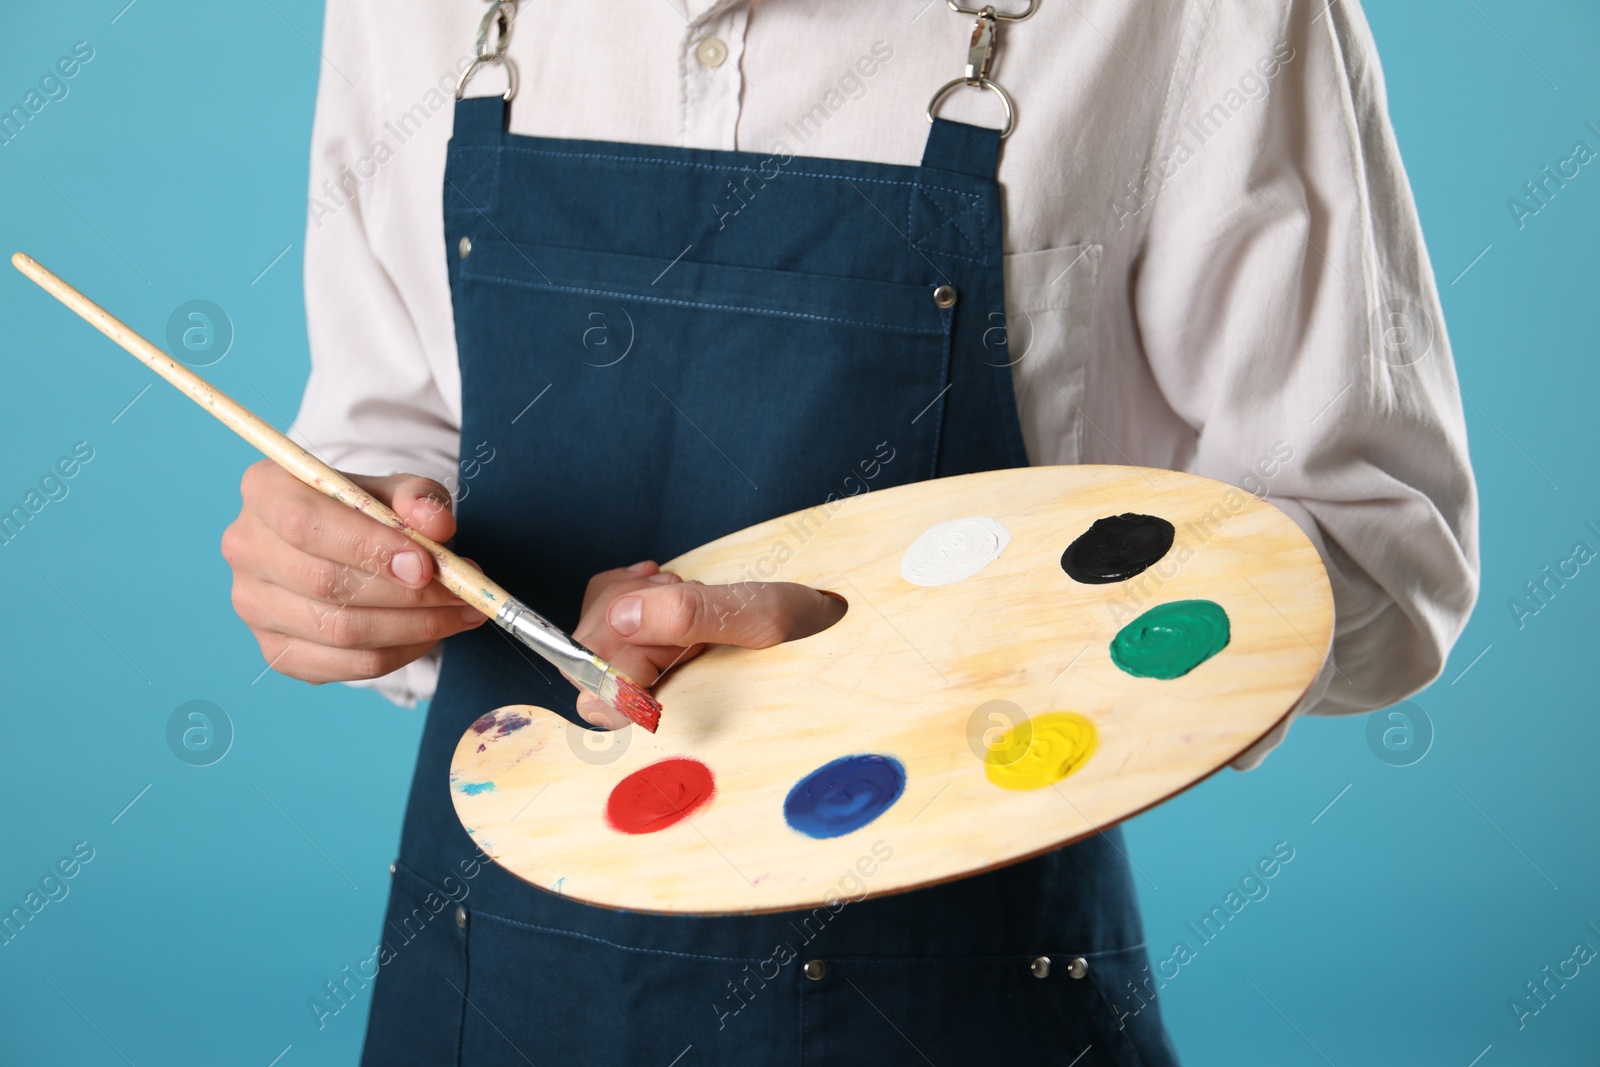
[926,1,1036,138]
[456,1,520,102]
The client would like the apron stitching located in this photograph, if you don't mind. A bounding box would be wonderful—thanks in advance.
[910,186,984,252]
[451,143,983,199]
[455,921,470,1067]
[941,206,984,253]
[461,271,945,335]
[797,971,806,1067]
[472,910,766,962]
[1084,966,1153,1067]
[907,186,988,264]
[929,311,953,478]
[911,247,987,265]
[945,203,986,253]
[805,944,1149,963]
[464,914,1148,965]
[458,236,946,303]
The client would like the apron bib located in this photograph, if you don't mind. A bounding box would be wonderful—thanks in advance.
[360,96,1179,1067]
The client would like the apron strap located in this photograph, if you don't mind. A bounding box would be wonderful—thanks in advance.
[447,98,507,214]
[919,118,1003,179]
[453,96,511,141]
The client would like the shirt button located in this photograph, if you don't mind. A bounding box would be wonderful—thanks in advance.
[455,905,468,930]
[1029,955,1051,978]
[458,235,473,259]
[803,958,827,981]
[932,284,957,308]
[1066,957,1089,980]
[695,37,728,68]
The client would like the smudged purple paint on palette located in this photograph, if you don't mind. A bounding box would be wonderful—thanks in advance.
[469,709,533,744]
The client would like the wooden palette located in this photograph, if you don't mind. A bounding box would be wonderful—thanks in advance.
[450,465,1333,914]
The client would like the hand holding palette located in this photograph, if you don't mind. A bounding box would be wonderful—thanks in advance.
[450,465,1334,914]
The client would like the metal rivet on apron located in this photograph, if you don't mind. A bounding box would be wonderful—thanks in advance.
[932,284,957,308]
[458,235,473,259]
[695,37,728,68]
[455,905,468,930]
[1029,955,1051,979]
[803,959,827,981]
[1066,957,1089,980]
[389,861,397,876]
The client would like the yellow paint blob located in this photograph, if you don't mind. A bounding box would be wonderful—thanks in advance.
[984,712,1099,791]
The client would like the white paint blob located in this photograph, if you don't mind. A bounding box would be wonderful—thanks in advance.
[900,516,1012,587]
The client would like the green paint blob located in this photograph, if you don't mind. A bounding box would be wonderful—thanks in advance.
[1110,599,1231,679]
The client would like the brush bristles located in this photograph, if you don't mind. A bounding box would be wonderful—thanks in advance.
[612,677,662,733]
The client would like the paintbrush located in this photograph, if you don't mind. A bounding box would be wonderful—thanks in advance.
[12,252,661,732]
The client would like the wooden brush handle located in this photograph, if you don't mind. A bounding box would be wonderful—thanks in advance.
[12,252,514,619]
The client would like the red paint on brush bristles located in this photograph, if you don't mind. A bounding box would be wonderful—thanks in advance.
[614,677,662,733]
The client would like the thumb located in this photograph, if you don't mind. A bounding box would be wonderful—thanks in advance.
[351,472,458,544]
[607,581,847,650]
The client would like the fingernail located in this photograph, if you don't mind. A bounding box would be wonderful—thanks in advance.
[609,595,642,636]
[577,699,615,728]
[391,551,424,585]
[647,572,679,584]
[462,607,485,625]
[626,560,654,575]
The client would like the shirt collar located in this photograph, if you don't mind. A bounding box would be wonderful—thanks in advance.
[678,0,750,27]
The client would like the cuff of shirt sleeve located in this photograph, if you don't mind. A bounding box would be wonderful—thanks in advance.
[284,424,460,497]
[342,645,444,708]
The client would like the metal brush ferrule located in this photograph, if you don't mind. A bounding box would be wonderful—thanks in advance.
[495,598,610,698]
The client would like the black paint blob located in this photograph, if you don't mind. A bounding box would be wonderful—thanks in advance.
[1060,513,1176,584]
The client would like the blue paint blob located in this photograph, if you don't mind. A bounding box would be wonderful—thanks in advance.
[457,780,497,796]
[783,755,906,839]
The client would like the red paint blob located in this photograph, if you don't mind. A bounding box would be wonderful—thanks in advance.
[605,758,715,835]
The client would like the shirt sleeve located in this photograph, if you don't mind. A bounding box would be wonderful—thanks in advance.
[290,0,460,485]
[288,0,460,706]
[1130,0,1480,767]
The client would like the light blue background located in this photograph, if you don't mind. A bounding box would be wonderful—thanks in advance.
[0,2,1595,1064]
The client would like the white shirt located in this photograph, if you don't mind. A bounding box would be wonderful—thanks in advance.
[289,0,1480,769]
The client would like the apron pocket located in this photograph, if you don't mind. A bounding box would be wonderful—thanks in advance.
[461,237,945,339]
[801,947,1155,1067]
[360,862,468,1066]
[460,912,796,1066]
[451,236,958,555]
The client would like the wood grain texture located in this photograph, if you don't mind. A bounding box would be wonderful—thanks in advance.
[452,464,1334,914]
[11,252,514,618]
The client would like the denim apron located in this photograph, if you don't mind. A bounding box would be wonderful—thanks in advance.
[360,95,1180,1066]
